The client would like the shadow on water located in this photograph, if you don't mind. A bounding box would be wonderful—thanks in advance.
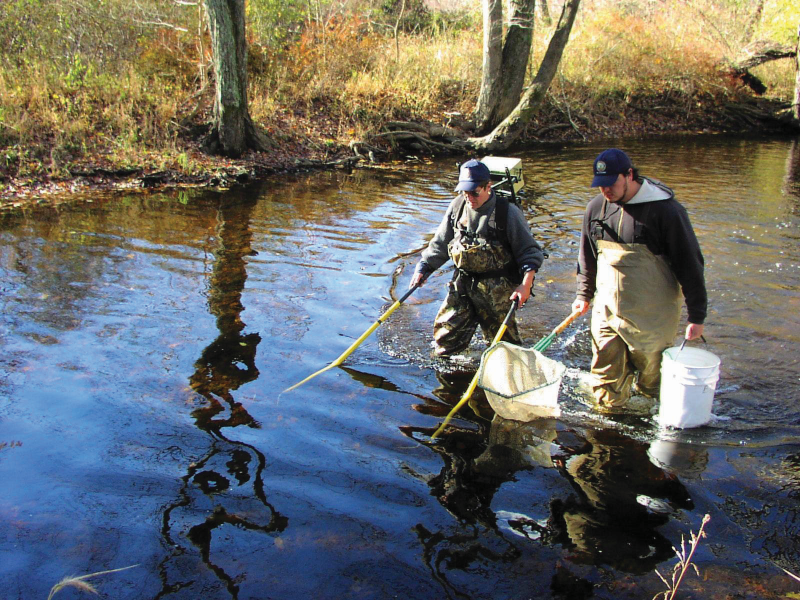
[157,191,287,599]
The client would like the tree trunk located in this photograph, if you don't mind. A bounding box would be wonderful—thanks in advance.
[475,0,536,134]
[474,0,504,133]
[795,23,800,122]
[470,0,581,152]
[539,0,551,27]
[494,0,536,128]
[205,0,271,158]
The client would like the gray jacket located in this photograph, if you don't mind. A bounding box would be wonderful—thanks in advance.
[416,191,544,279]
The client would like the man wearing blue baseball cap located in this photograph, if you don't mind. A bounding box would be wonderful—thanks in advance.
[410,159,544,357]
[572,149,707,411]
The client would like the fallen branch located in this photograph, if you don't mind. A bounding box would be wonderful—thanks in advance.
[533,122,571,137]
[294,156,362,169]
[69,167,142,178]
[370,130,461,150]
[726,41,795,95]
[732,41,796,70]
[384,121,431,133]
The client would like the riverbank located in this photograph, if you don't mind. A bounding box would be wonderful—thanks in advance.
[1,88,795,209]
[1,2,797,208]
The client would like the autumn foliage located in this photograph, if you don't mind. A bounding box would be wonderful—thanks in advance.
[0,0,796,186]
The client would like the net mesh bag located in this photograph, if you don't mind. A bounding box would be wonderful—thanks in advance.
[477,342,566,421]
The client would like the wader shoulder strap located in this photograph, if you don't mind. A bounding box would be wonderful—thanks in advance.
[494,195,509,237]
[450,194,508,239]
[451,194,516,273]
[450,194,467,232]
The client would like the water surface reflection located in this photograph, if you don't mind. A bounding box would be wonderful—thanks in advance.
[401,416,697,598]
[0,136,798,599]
[159,192,287,598]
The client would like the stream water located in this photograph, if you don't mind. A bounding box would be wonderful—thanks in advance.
[1,135,799,599]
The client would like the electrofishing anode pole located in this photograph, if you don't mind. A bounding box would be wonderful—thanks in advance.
[283,283,421,393]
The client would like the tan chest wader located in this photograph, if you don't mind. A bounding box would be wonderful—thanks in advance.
[432,200,520,356]
[591,238,681,408]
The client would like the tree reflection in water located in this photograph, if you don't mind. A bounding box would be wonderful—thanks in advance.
[785,138,800,192]
[404,410,700,598]
[157,193,287,599]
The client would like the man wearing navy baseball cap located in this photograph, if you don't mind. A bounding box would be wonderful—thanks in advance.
[572,149,707,412]
[590,148,633,187]
[410,159,544,357]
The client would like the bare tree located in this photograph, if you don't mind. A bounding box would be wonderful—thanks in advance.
[795,23,800,121]
[743,0,765,44]
[474,0,536,134]
[539,0,551,27]
[204,0,271,157]
[471,0,581,151]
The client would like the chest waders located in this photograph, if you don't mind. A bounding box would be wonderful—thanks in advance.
[431,202,520,356]
[590,239,681,407]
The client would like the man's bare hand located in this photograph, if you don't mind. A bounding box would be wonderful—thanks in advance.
[572,298,590,316]
[685,323,704,340]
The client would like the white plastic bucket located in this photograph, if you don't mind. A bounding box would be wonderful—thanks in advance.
[658,346,720,428]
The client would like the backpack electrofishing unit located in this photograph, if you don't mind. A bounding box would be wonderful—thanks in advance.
[451,156,531,285]
[479,156,525,205]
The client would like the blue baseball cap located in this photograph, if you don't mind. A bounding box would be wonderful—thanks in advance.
[591,148,633,187]
[455,159,491,192]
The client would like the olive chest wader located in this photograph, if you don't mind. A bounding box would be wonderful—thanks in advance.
[591,238,681,408]
[432,196,521,356]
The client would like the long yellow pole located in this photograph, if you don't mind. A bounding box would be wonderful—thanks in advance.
[283,284,420,393]
[431,301,517,440]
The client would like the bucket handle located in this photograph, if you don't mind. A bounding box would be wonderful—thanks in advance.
[673,334,708,362]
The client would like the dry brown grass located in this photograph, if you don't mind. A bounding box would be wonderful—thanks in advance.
[47,564,139,600]
[0,0,795,185]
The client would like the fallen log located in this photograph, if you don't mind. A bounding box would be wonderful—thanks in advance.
[727,40,796,95]
[69,167,142,178]
[370,130,463,151]
[732,41,796,70]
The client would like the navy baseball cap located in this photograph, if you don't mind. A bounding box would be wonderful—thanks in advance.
[455,159,491,192]
[591,148,633,187]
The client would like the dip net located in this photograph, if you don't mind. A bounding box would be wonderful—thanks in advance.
[477,342,566,421]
